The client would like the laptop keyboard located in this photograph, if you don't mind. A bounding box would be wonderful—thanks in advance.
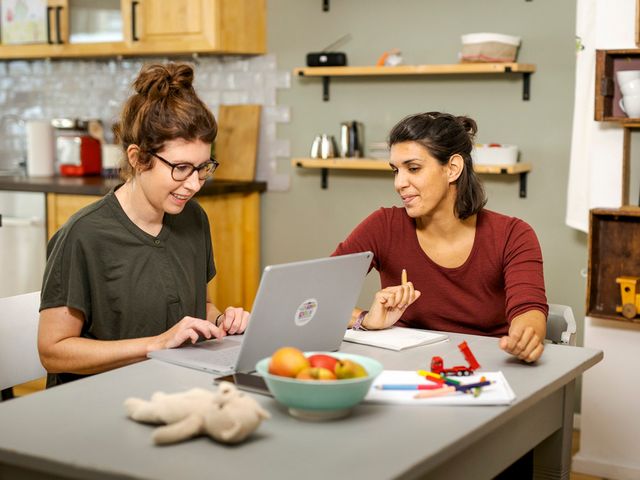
[192,337,243,368]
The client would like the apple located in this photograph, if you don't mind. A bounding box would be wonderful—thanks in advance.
[307,354,339,372]
[334,359,368,379]
[268,347,310,378]
[296,367,337,381]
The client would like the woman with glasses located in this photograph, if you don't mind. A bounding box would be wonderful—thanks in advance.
[38,63,249,387]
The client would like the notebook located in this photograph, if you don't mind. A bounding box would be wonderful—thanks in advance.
[148,252,373,375]
[343,326,448,351]
[365,370,516,405]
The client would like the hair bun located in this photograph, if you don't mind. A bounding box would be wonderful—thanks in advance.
[133,63,195,99]
[456,115,478,140]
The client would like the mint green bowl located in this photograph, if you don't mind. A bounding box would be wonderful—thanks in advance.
[255,352,383,421]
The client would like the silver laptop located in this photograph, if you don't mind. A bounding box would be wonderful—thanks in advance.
[148,252,373,375]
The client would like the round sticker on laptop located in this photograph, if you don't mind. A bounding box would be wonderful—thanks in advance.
[294,298,318,326]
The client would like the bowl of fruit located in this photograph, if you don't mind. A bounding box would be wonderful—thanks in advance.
[255,347,383,421]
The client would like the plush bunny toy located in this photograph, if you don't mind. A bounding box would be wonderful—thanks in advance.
[124,382,270,445]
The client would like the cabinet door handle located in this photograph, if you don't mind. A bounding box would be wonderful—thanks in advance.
[131,1,139,42]
[46,6,53,44]
[55,6,63,44]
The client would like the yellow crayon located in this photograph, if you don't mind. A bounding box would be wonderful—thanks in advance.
[402,268,408,285]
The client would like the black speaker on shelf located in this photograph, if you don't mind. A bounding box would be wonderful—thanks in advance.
[306,52,347,67]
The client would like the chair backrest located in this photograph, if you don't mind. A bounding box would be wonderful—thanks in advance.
[546,303,577,346]
[0,291,46,390]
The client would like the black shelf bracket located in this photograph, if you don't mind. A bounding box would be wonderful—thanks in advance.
[296,161,331,189]
[323,0,329,11]
[322,76,330,101]
[519,171,528,198]
[522,72,531,101]
[504,66,531,101]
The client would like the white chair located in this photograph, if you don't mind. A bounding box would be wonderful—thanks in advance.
[546,303,577,346]
[0,291,46,400]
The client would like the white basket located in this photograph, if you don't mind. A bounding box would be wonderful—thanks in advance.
[472,144,519,166]
[460,33,521,63]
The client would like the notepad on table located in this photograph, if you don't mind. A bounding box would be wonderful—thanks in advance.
[365,370,516,405]
[343,326,448,351]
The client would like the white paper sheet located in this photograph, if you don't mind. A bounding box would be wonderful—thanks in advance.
[365,370,516,405]
[343,327,449,351]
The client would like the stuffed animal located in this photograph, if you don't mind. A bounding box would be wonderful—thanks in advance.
[124,382,270,445]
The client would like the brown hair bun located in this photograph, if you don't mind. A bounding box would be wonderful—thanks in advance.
[133,63,195,99]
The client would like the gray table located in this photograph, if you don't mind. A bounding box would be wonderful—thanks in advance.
[0,332,602,480]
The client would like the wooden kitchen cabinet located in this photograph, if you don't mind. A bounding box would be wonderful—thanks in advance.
[0,0,265,60]
[45,190,261,310]
[125,0,266,56]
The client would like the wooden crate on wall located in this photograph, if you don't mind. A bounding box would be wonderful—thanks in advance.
[595,49,640,124]
[587,207,640,321]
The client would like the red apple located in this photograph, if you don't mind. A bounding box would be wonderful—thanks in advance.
[307,353,339,372]
[268,347,310,378]
[334,359,368,379]
[296,367,337,380]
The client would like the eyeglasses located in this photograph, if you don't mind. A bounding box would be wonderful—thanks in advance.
[150,152,219,181]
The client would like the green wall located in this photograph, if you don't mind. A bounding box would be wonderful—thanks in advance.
[264,0,586,407]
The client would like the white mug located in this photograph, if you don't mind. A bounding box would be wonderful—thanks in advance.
[619,95,640,118]
[616,70,640,86]
[620,78,640,96]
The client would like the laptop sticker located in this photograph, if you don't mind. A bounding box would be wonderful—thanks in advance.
[295,299,318,326]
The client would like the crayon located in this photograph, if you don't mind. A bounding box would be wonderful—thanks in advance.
[413,386,457,399]
[375,384,443,391]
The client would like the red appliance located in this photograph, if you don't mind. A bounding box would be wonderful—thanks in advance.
[53,118,102,177]
[57,135,102,176]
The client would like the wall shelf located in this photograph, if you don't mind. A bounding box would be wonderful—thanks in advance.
[321,0,532,12]
[292,158,532,197]
[293,63,536,101]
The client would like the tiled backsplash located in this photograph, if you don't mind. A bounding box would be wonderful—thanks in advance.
[0,54,290,190]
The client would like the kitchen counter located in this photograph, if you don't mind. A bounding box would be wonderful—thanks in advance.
[0,175,266,196]
[0,175,266,311]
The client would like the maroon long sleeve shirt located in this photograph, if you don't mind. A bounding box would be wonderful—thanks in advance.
[333,207,548,337]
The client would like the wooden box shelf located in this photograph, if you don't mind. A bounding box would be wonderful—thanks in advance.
[587,207,640,322]
[595,49,640,124]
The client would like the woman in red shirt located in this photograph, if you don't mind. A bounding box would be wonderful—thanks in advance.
[334,112,547,363]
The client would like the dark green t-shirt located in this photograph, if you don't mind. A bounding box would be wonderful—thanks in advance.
[40,187,215,387]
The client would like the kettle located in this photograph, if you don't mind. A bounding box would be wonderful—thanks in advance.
[339,121,364,158]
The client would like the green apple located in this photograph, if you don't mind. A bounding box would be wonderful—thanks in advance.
[296,367,337,380]
[334,359,368,379]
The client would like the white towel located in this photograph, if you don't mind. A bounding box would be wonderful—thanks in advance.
[566,0,636,232]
